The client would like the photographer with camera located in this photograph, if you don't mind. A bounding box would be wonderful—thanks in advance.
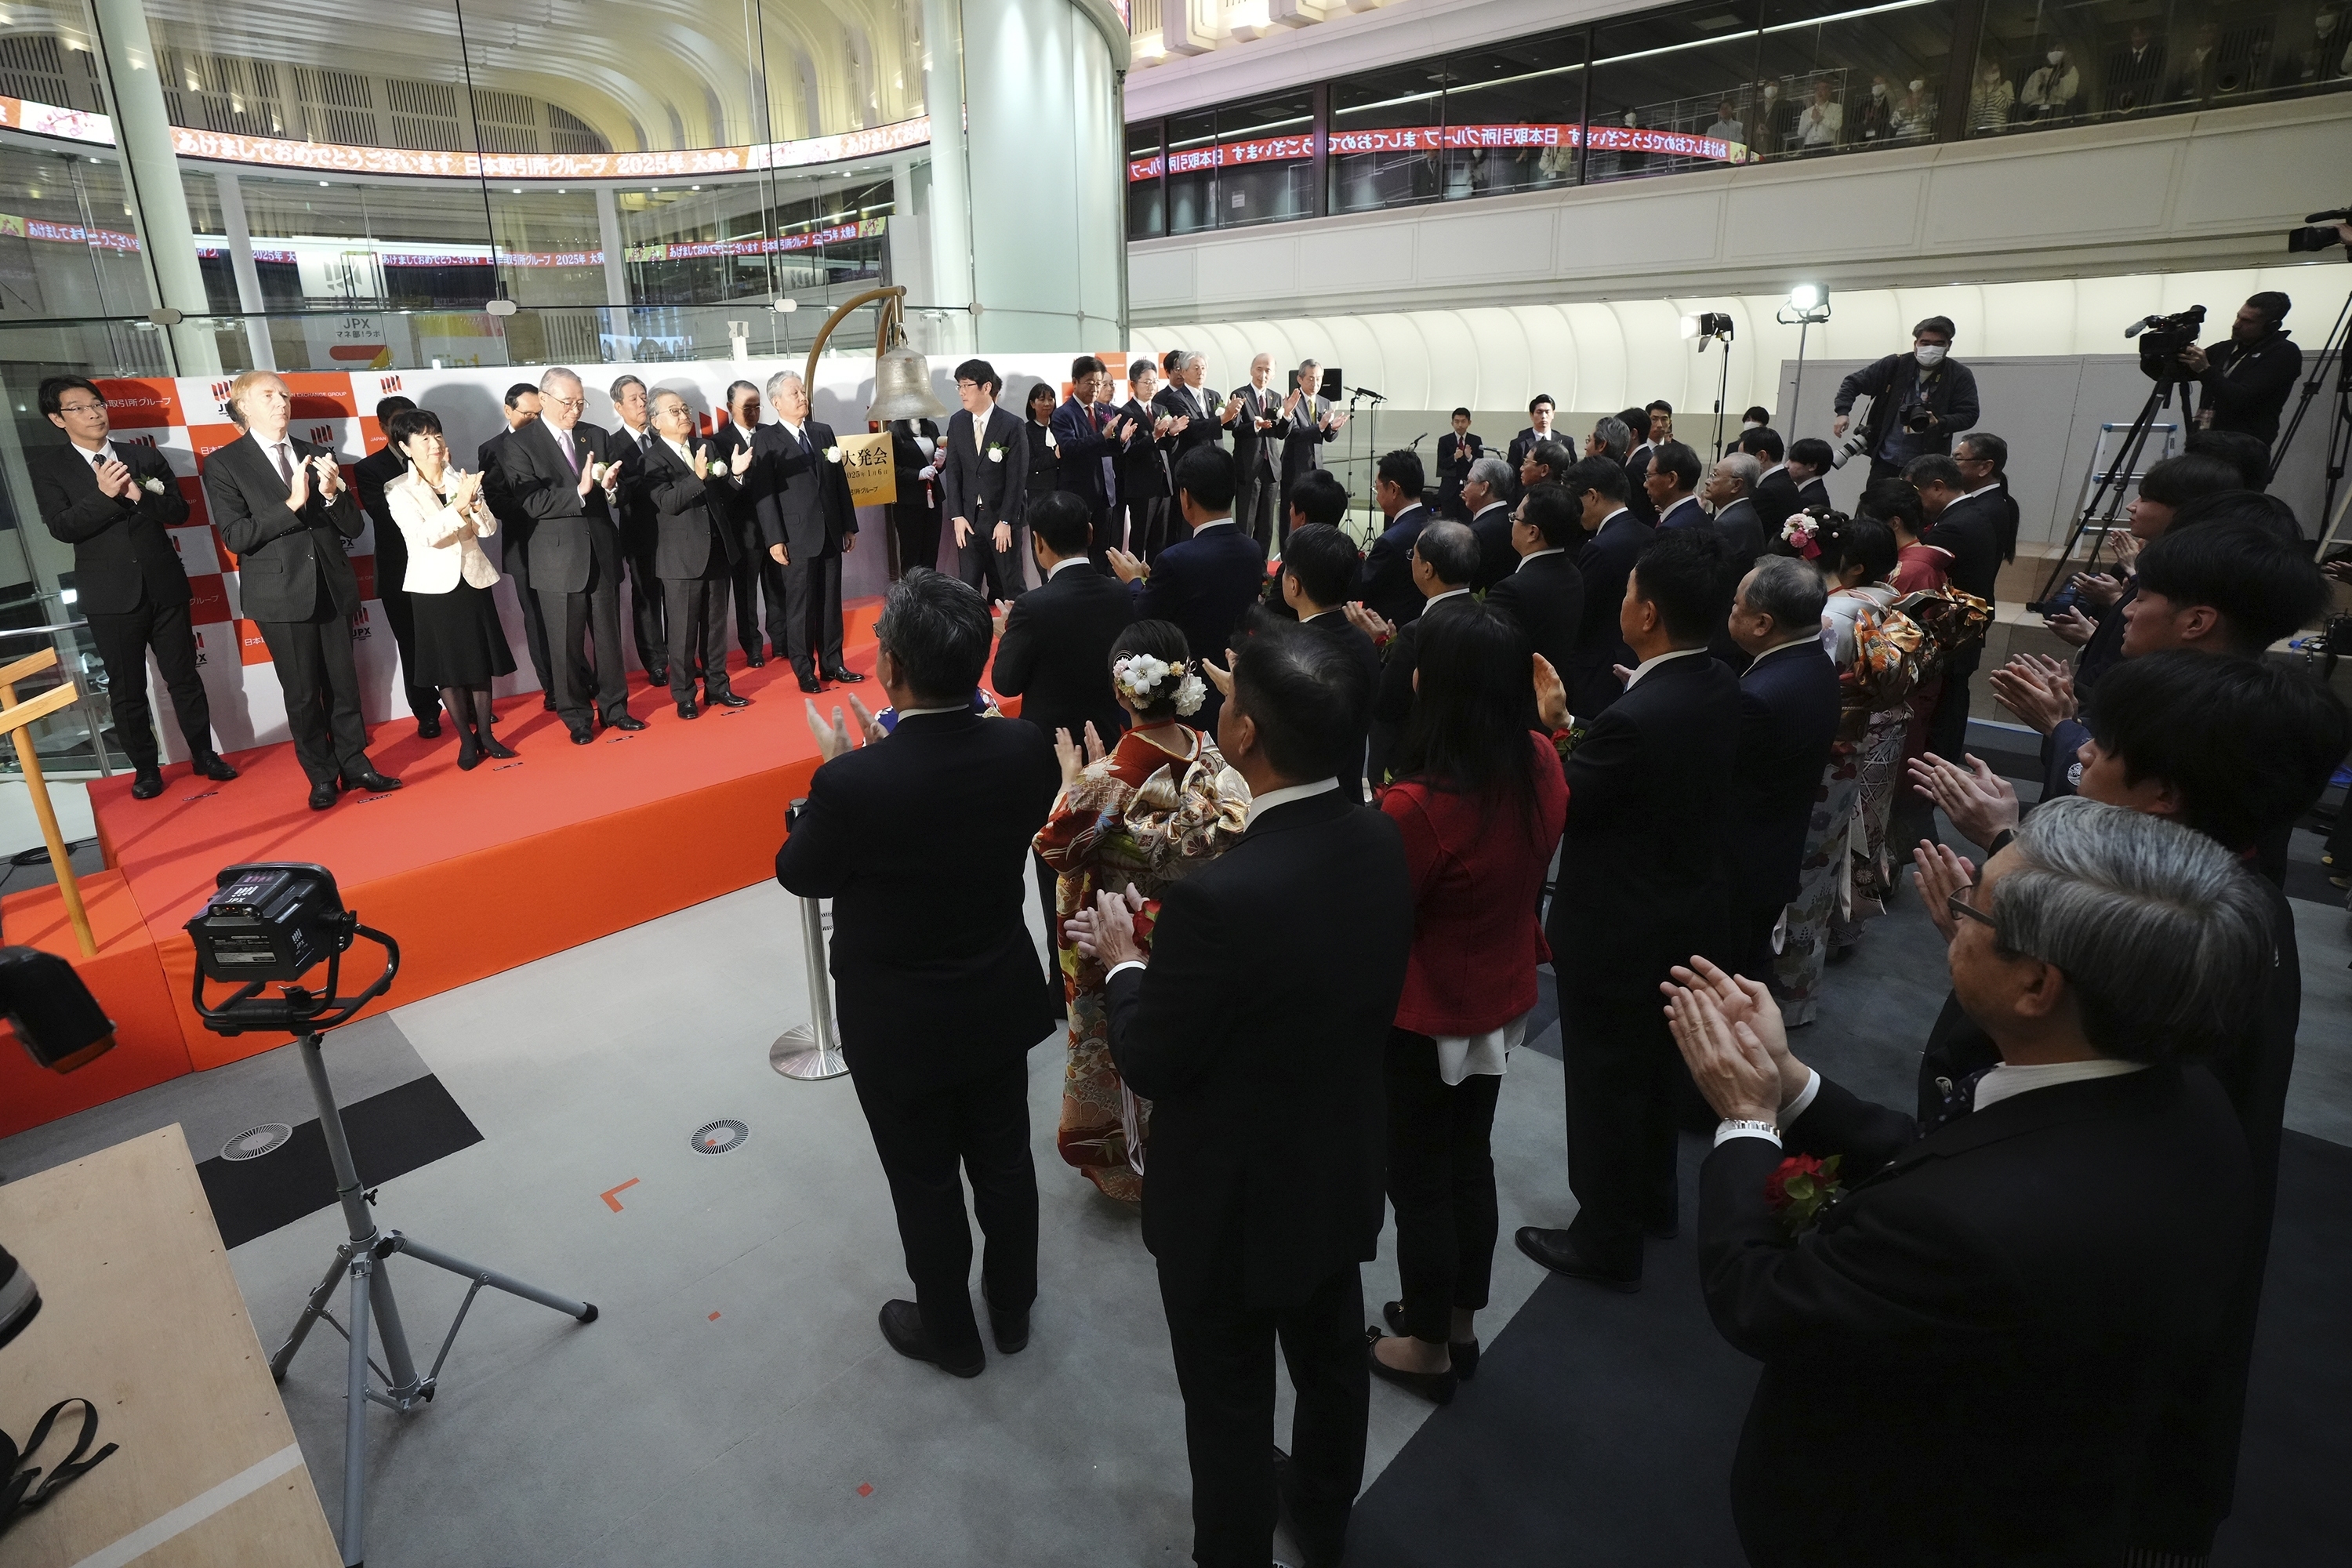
[1831,317,1981,485]
[2177,292,2303,445]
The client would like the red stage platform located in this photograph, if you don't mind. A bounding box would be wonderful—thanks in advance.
[1,601,884,1135]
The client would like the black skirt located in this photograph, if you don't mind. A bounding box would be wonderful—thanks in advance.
[410,579,516,686]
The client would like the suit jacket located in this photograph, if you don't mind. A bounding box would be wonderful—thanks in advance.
[477,430,525,542]
[1714,495,1766,572]
[938,405,1028,535]
[1301,608,1383,797]
[1466,502,1515,593]
[1924,491,2002,612]
[1356,503,1431,629]
[1371,590,1478,779]
[1753,466,1802,533]
[1130,521,1266,730]
[1485,549,1584,699]
[774,710,1060,1097]
[1278,394,1338,492]
[205,431,365,621]
[1051,397,1120,507]
[1155,382,1225,461]
[1730,640,1842,913]
[352,444,412,597]
[31,441,192,616]
[383,468,499,595]
[1797,474,1831,512]
[606,421,664,557]
[1229,383,1286,482]
[993,562,1136,746]
[1105,790,1413,1305]
[1117,398,1171,501]
[1505,426,1555,477]
[1545,652,1743,1003]
[499,417,621,595]
[641,435,742,579]
[1657,494,1709,532]
[1721,1066,2250,1567]
[1624,445,1659,527]
[753,420,858,562]
[1435,432,1483,516]
[1568,510,1648,717]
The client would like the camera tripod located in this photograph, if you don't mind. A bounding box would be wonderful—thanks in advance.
[2031,374,2183,608]
[194,923,595,1568]
[2270,287,2352,559]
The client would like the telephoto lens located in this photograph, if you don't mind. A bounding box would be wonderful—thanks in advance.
[0,1243,39,1352]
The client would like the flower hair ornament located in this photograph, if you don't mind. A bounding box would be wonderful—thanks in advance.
[1781,515,1822,561]
[1112,654,1208,717]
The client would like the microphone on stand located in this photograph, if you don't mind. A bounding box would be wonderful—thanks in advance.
[1409,432,1431,449]
[1348,386,1387,404]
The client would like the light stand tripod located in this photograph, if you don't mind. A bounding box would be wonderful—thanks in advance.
[2031,373,2183,608]
[190,873,594,1568]
[2269,289,2351,557]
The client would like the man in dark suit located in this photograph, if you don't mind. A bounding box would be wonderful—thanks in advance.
[1952,430,2021,571]
[1721,558,1840,978]
[1432,408,1483,520]
[1703,452,1768,571]
[1276,360,1343,521]
[205,370,400,809]
[1484,481,1585,700]
[939,358,1030,603]
[1622,407,1661,527]
[754,370,862,695]
[1787,437,1835,513]
[1740,427,1800,534]
[1083,624,1410,1568]
[776,570,1059,1378]
[1107,446,1264,735]
[604,374,670,688]
[642,390,748,719]
[351,394,441,737]
[1461,456,1517,592]
[1645,440,1708,533]
[707,379,779,663]
[34,376,237,799]
[1367,519,1479,782]
[500,367,641,744]
[1562,456,1648,719]
[885,413,945,580]
[481,383,557,706]
[1907,452,1996,764]
[1518,437,1573,496]
[1668,797,2266,1568]
[1519,528,1742,1289]
[1353,449,1432,630]
[1504,394,1562,484]
[1051,355,1124,564]
[1276,519,1381,800]
[1157,351,1235,467]
[1229,353,1287,551]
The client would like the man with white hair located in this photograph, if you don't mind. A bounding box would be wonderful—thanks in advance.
[1461,455,1518,592]
[1704,451,1767,570]
[1277,358,1344,532]
[499,366,641,744]
[753,369,860,693]
[1229,352,1285,551]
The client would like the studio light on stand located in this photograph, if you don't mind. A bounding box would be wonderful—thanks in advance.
[187,862,596,1568]
[1776,285,1832,432]
[1682,310,1737,456]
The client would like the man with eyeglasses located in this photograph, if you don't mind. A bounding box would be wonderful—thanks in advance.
[32,376,238,800]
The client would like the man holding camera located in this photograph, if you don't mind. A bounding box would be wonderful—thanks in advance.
[2180,292,2302,446]
[1831,317,1981,485]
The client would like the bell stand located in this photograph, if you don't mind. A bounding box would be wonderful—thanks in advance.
[192,924,596,1568]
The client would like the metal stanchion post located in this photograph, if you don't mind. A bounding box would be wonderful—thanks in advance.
[771,895,848,1080]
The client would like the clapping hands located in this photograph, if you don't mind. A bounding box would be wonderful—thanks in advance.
[1911,839,1978,942]
[1532,653,1570,731]
[1987,653,2076,735]
[1662,956,1807,1110]
[1341,601,1394,643]
[1063,884,1145,968]
[93,456,135,499]
[806,694,882,760]
[1053,722,1109,786]
[1905,753,2020,852]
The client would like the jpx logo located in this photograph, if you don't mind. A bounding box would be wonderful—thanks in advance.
[379,375,403,392]
[210,379,234,401]
[309,424,334,446]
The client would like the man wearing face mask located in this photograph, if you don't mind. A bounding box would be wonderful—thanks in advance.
[1892,78,1935,138]
[2179,293,2303,445]
[1856,75,1895,140]
[1750,81,1795,156]
[1831,316,1980,485]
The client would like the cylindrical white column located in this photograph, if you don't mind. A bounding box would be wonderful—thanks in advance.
[213,171,275,372]
[595,187,633,364]
[920,0,975,355]
[87,0,219,372]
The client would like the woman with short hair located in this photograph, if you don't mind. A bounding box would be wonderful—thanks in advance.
[383,406,516,768]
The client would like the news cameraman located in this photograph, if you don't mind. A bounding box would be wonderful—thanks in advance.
[1831,315,1981,485]
[2178,292,2302,445]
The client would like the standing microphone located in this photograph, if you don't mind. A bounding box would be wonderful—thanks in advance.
[1410,432,1430,449]
[1348,386,1387,404]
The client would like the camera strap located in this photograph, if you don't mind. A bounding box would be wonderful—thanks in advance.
[0,1397,118,1538]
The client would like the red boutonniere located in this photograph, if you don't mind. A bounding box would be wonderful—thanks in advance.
[1765,1152,1845,1236]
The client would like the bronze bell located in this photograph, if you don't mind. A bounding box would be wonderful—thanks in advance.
[867,343,949,423]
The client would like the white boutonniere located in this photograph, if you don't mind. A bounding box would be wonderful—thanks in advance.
[141,475,166,495]
[986,441,1006,463]
[823,445,842,463]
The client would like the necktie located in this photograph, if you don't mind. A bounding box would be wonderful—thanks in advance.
[1927,1065,1997,1131]
[274,443,295,488]
[799,428,815,459]
[556,431,577,474]
[90,449,105,471]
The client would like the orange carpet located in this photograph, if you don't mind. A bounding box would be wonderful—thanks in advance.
[2,601,884,1132]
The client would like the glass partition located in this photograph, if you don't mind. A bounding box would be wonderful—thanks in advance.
[1127,119,1166,239]
[1588,4,1762,182]
[1439,34,1590,197]
[1757,0,1951,156]
[1327,64,1449,215]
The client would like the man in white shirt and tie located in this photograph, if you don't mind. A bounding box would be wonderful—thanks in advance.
[607,374,670,688]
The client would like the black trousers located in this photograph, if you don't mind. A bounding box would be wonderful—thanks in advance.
[1129,496,1174,563]
[623,542,666,678]
[730,517,788,659]
[503,527,558,702]
[374,586,441,723]
[1385,1029,1501,1344]
[1033,852,1069,1026]
[851,1057,1037,1367]
[86,595,213,771]
[891,498,942,579]
[535,562,629,731]
[782,550,844,677]
[1923,652,1977,768]
[256,612,372,787]
[661,572,733,705]
[1158,1252,1367,1568]
[1560,990,1683,1277]
[1235,464,1278,553]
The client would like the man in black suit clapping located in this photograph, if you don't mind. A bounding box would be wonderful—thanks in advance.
[776,570,1060,1377]
[1365,518,1480,782]
[480,383,557,706]
[205,371,401,808]
[1078,623,1411,1568]
[1520,528,1743,1289]
[32,376,237,800]
[1275,519,1381,800]
[1722,558,1840,978]
[643,390,748,719]
[1106,446,1265,735]
[1483,481,1585,699]
[753,370,861,695]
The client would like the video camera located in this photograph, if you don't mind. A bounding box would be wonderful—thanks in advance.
[2129,304,2206,385]
[2287,206,2351,253]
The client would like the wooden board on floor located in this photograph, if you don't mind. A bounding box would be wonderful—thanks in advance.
[0,1124,339,1567]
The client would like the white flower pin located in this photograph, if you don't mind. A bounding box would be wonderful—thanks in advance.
[141,476,166,495]
[823,445,842,463]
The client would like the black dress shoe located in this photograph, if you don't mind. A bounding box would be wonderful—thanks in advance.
[1514,1226,1640,1291]
[1365,1329,1457,1405]
[542,694,557,712]
[129,768,165,800]
[746,652,768,669]
[192,753,239,782]
[1382,1300,1478,1381]
[416,715,442,739]
[569,727,594,746]
[877,1301,983,1378]
[822,666,866,684]
[988,1301,1029,1355]
[708,691,751,709]
[798,675,823,694]
[605,713,648,732]
[676,700,699,720]
[307,783,338,811]
[339,768,403,793]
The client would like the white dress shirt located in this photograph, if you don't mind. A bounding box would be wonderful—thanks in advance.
[1720,1056,2150,1147]
[1046,555,1092,579]
[1515,546,1566,571]
[1421,586,1471,612]
[1621,645,1708,691]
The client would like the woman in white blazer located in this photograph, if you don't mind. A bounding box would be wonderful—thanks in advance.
[383,407,517,768]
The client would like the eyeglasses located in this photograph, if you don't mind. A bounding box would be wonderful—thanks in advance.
[1947,886,1998,934]
[55,402,105,416]
[545,394,583,409]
